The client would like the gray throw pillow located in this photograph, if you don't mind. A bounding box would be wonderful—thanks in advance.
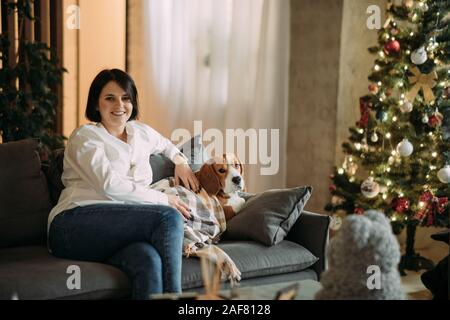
[150,135,207,183]
[223,186,313,246]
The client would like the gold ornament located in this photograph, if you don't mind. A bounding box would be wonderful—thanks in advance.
[406,67,437,103]
[331,195,345,206]
[383,12,393,29]
[343,155,358,176]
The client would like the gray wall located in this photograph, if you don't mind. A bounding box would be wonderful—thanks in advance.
[336,0,387,166]
[287,0,386,213]
[288,0,343,213]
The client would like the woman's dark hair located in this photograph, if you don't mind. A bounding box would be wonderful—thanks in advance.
[85,69,139,122]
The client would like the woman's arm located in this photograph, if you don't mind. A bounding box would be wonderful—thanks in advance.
[143,124,199,192]
[66,129,169,205]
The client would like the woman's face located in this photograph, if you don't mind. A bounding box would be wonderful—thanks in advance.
[98,81,133,129]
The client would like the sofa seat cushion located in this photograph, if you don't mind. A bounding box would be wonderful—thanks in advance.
[0,246,130,300]
[182,240,318,289]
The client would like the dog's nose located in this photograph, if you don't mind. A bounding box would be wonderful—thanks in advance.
[232,176,241,185]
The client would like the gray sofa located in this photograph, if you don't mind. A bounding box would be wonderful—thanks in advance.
[0,139,330,300]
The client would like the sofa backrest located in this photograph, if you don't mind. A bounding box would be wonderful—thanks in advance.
[0,139,53,248]
[44,148,65,206]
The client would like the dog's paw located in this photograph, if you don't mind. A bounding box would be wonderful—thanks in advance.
[231,197,246,213]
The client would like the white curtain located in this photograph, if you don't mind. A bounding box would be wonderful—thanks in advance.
[128,0,290,193]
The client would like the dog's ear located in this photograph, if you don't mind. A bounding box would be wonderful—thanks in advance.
[237,156,244,176]
[196,163,221,195]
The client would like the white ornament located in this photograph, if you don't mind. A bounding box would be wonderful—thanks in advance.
[437,165,450,183]
[371,132,379,142]
[422,114,429,123]
[361,177,380,198]
[411,47,428,65]
[396,139,414,157]
[400,100,413,113]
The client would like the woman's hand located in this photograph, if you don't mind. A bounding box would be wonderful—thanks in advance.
[174,164,200,193]
[167,194,191,220]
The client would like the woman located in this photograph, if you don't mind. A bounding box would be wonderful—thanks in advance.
[48,69,200,299]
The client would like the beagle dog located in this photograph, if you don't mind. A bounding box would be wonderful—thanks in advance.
[195,153,246,221]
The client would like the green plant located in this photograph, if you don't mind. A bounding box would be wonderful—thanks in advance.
[0,0,66,160]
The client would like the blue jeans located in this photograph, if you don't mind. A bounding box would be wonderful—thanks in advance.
[48,204,184,299]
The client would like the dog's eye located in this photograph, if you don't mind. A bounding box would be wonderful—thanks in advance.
[218,168,226,173]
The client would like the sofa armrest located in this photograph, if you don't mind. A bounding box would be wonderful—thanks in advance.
[286,210,330,280]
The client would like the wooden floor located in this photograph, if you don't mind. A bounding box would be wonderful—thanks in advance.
[397,227,448,300]
[402,270,433,300]
[407,290,433,300]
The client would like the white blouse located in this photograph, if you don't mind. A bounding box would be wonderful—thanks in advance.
[47,120,188,230]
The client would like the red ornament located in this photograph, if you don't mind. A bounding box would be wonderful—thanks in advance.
[424,195,448,225]
[354,207,365,215]
[413,210,426,221]
[435,196,448,214]
[386,89,392,97]
[357,97,370,128]
[368,83,379,94]
[391,197,409,213]
[329,174,335,179]
[414,191,448,224]
[384,40,401,55]
[428,112,443,127]
[419,191,433,203]
[329,184,337,192]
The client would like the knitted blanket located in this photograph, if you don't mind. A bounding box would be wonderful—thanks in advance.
[150,178,241,282]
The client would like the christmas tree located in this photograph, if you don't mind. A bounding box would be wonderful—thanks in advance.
[325,0,450,274]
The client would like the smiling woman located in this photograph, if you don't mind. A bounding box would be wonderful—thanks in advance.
[47,68,201,299]
[85,69,139,129]
[85,71,137,142]
[99,84,133,128]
